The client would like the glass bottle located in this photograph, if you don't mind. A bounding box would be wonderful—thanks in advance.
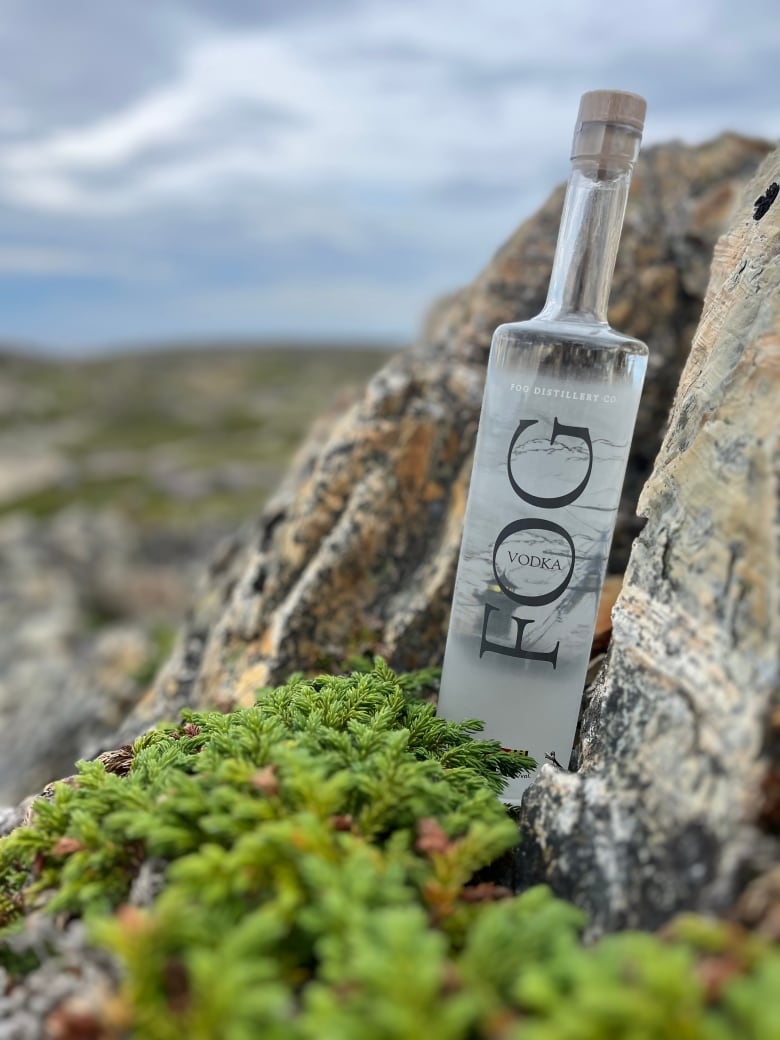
[437,90,648,804]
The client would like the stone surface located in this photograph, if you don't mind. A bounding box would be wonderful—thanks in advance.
[518,147,780,935]
[0,507,199,804]
[0,916,119,1038]
[125,133,771,732]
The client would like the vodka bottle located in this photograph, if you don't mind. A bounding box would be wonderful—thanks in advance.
[438,90,648,804]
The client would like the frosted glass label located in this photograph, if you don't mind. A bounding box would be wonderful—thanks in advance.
[438,341,645,803]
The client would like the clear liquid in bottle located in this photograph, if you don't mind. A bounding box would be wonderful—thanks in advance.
[439,321,647,803]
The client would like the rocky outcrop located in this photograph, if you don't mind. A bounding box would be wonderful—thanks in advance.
[126,133,771,734]
[518,148,780,935]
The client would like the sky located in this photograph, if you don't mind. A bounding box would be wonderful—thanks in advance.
[0,0,777,355]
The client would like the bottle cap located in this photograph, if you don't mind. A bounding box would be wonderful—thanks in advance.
[577,90,646,132]
[571,90,646,163]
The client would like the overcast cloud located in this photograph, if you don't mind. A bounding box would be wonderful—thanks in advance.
[0,0,777,352]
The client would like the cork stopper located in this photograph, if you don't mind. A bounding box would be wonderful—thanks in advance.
[571,90,646,164]
[577,90,646,132]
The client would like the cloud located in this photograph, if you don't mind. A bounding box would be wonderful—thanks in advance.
[0,246,97,276]
[0,0,777,350]
[4,0,778,216]
[0,0,176,126]
[179,0,361,28]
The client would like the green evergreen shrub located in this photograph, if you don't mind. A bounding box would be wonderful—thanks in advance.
[0,661,778,1038]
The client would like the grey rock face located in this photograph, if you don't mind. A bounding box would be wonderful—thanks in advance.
[518,147,780,936]
[0,507,198,803]
[0,916,119,1037]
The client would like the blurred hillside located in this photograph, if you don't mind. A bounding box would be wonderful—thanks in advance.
[0,346,392,530]
[0,344,392,800]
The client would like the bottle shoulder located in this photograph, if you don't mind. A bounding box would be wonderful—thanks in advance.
[493,318,648,358]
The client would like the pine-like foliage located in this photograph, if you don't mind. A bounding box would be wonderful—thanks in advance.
[1,661,778,1039]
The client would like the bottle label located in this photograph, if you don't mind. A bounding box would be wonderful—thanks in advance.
[479,415,592,666]
[438,348,645,801]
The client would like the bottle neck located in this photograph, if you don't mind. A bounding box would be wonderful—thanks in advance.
[540,158,633,324]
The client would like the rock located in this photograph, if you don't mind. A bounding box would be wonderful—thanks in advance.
[517,147,780,935]
[0,507,199,803]
[0,916,119,1037]
[126,133,771,730]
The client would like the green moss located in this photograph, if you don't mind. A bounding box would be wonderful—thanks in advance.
[0,475,143,520]
[0,661,778,1038]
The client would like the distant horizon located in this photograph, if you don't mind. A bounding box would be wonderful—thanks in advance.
[0,333,404,362]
